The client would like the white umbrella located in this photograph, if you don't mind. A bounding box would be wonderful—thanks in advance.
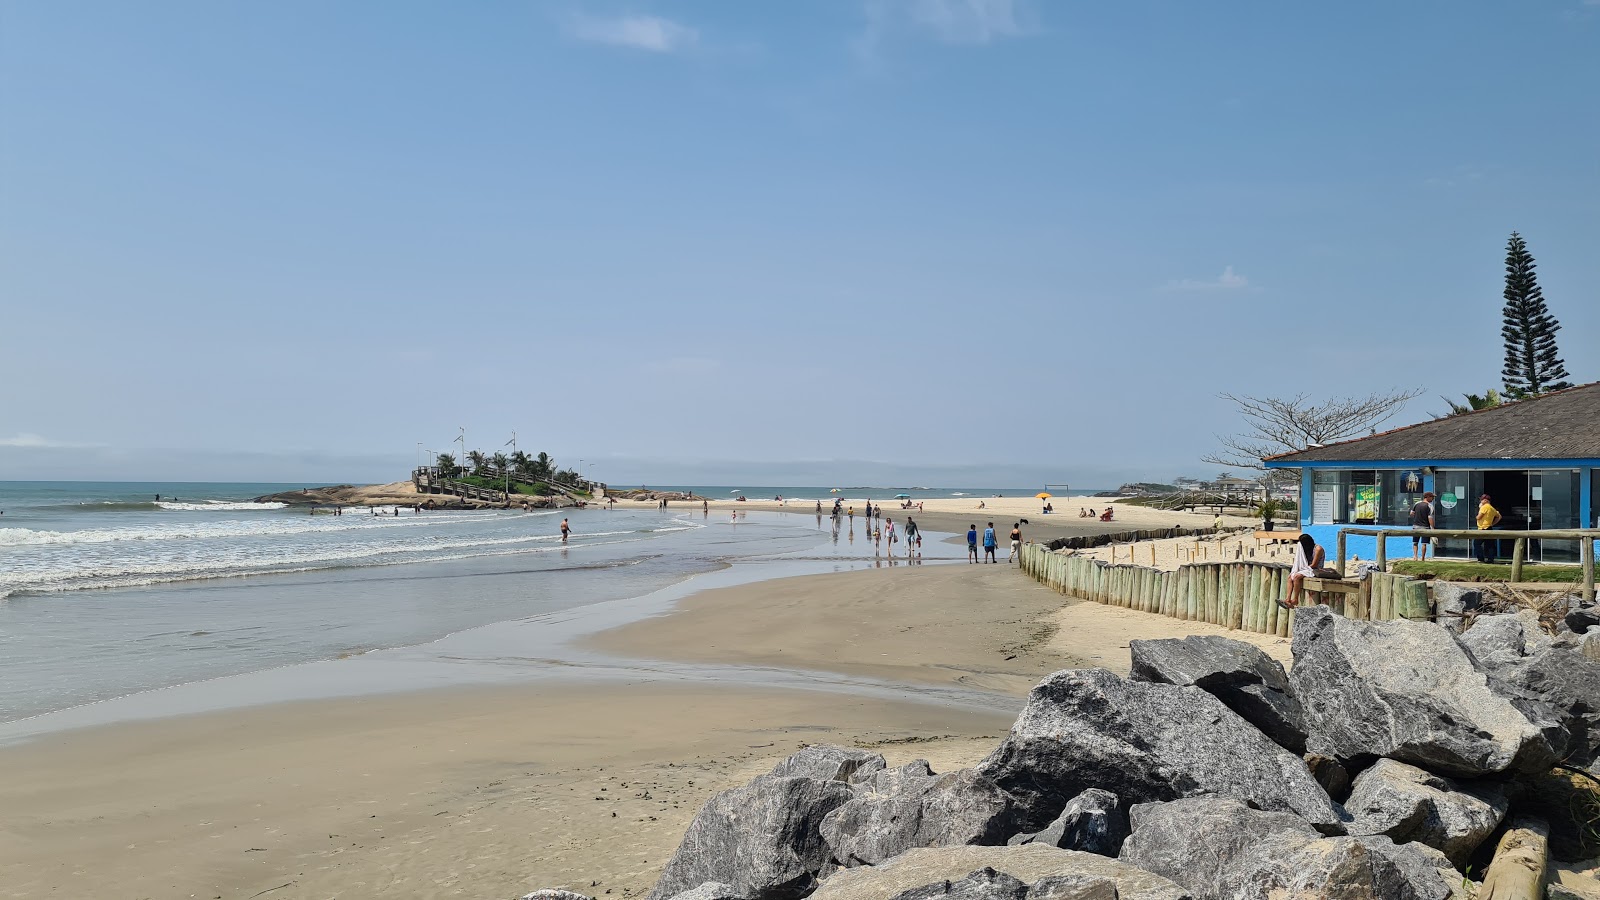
[730,489,741,494]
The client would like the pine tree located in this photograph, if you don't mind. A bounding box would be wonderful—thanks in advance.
[1500,232,1571,398]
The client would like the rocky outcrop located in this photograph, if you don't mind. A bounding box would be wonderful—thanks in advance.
[821,769,1024,867]
[1342,758,1507,866]
[886,868,1027,900]
[522,892,597,900]
[808,845,1191,900]
[1007,789,1127,856]
[1128,636,1306,753]
[1289,605,1557,776]
[976,668,1340,832]
[769,745,887,784]
[661,885,747,900]
[647,774,856,900]
[1566,604,1599,635]
[1431,583,1481,633]
[1119,796,1458,900]
[1458,611,1600,768]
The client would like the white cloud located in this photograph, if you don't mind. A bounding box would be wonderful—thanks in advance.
[0,432,91,448]
[566,14,698,53]
[856,0,1033,62]
[906,0,1028,43]
[1163,266,1250,292]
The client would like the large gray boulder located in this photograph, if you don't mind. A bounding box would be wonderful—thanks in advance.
[1431,583,1481,633]
[886,868,1028,900]
[662,885,746,900]
[1236,835,1460,900]
[523,892,595,900]
[1458,611,1600,768]
[975,668,1341,833]
[1128,636,1307,753]
[1119,796,1321,900]
[1289,605,1557,776]
[1119,796,1459,900]
[1342,758,1507,866]
[809,845,1191,900]
[647,774,856,900]
[821,768,1024,866]
[1007,788,1128,856]
[1566,605,1600,635]
[1026,875,1120,900]
[769,745,887,784]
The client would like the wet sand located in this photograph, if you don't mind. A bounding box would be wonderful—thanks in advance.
[1,549,1290,899]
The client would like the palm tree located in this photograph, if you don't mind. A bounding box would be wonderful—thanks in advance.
[466,450,489,477]
[490,452,510,475]
[533,452,554,481]
[434,453,461,478]
[1437,389,1504,418]
[510,450,533,479]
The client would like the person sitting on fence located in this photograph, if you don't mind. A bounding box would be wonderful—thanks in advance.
[1099,507,1115,522]
[1280,533,1326,610]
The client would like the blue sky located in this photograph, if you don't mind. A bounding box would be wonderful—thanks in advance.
[2,1,1596,487]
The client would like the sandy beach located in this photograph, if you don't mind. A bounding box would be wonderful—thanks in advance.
[623,495,1258,547]
[0,555,1304,900]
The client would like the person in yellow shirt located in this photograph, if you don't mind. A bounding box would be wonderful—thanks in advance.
[1474,494,1502,564]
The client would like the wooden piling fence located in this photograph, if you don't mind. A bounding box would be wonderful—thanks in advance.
[1019,543,1427,635]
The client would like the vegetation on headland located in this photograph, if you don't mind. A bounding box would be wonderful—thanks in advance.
[431,449,591,497]
[1391,559,1585,584]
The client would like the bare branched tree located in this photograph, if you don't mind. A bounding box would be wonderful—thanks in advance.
[1203,389,1424,491]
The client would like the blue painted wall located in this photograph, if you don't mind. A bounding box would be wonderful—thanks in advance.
[1299,525,1429,566]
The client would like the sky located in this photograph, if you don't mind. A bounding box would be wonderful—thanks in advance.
[2,1,1597,488]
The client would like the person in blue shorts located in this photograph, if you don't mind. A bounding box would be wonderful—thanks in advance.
[983,521,998,563]
[967,524,979,563]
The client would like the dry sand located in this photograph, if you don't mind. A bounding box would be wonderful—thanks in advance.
[610,495,1257,546]
[2,559,1293,899]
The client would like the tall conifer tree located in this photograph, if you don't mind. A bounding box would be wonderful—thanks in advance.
[1500,231,1571,398]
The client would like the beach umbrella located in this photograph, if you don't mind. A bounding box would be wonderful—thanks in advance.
[730,489,741,494]
[894,493,910,499]
[830,488,842,493]
[1037,492,1052,499]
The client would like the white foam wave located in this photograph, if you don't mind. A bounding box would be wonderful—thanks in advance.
[0,511,526,547]
[157,501,287,511]
[0,535,652,601]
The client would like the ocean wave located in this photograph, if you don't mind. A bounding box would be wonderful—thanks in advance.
[0,535,653,601]
[0,511,528,547]
[157,500,287,511]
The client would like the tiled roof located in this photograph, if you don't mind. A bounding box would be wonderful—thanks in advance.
[1266,382,1600,464]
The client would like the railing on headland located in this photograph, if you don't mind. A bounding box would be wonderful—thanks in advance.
[1334,526,1597,601]
[1017,543,1430,637]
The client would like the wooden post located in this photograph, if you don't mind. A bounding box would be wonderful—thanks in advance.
[1477,816,1548,900]
[1336,530,1347,572]
[1510,537,1525,583]
[1375,531,1386,574]
[1584,537,1596,603]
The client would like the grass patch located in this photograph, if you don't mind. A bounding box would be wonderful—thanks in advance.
[1390,559,1585,583]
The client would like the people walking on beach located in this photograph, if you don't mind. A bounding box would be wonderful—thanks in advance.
[1411,491,1437,560]
[967,524,979,563]
[560,518,571,543]
[905,517,920,556]
[848,505,855,525]
[983,522,998,563]
[1475,494,1502,564]
[885,517,897,555]
[1008,523,1022,563]
[1280,533,1326,610]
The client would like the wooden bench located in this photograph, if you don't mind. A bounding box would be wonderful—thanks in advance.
[1302,576,1358,595]
[1255,530,1301,547]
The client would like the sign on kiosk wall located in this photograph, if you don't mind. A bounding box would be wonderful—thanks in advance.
[1313,491,1334,525]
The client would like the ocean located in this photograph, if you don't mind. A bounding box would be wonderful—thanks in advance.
[0,481,1008,724]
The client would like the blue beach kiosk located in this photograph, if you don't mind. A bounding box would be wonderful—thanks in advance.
[1264,383,1600,566]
